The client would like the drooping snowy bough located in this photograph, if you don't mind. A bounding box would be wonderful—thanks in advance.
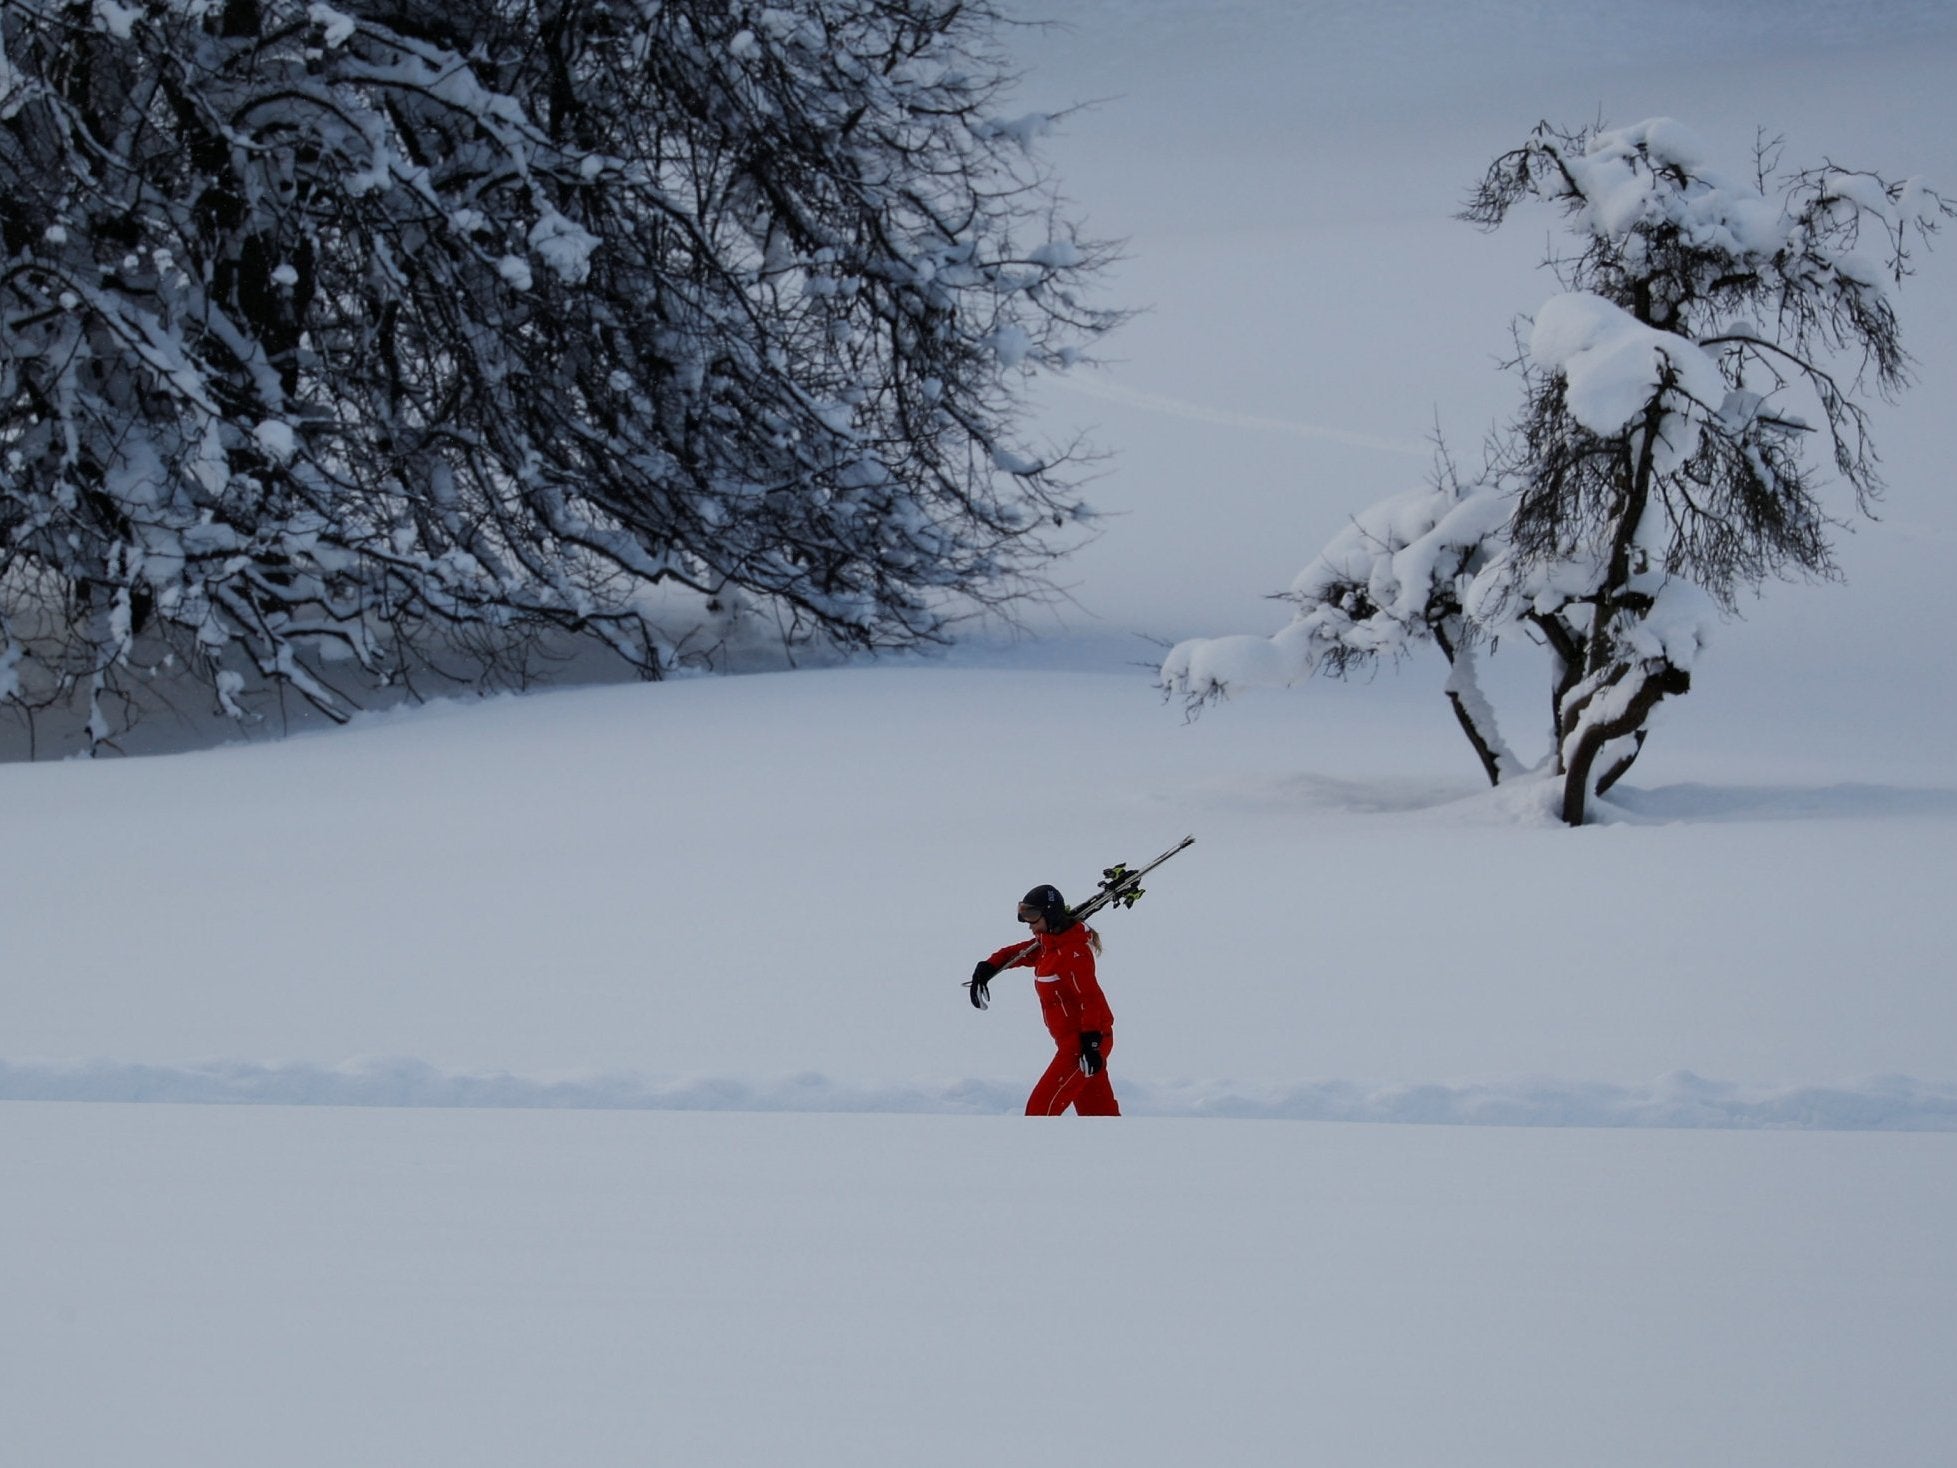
[1160,467,1521,785]
[1164,118,1951,825]
[0,0,1120,750]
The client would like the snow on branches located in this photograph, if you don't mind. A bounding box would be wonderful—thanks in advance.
[0,0,1120,749]
[1166,118,1951,824]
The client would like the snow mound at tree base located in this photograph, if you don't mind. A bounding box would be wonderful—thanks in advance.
[5,1058,1952,1131]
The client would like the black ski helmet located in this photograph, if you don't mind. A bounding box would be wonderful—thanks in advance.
[1019,884,1073,930]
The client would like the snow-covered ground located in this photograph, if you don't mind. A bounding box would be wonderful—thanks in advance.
[6,1,1957,1464]
[6,659,1955,1466]
[6,1103,1953,1467]
[6,665,1956,1107]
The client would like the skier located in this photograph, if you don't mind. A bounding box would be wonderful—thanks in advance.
[970,884,1121,1117]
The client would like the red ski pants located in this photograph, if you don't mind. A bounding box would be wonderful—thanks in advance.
[1026,1031,1120,1116]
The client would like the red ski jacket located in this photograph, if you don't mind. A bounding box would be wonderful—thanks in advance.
[987,923,1113,1044]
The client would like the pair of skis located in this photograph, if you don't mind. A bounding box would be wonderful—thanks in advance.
[964,835,1195,1004]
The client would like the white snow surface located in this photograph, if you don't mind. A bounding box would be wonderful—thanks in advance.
[8,1,1957,1462]
[8,665,1955,1096]
[6,1103,1954,1467]
[7,1053,1955,1129]
[5,663,1955,1462]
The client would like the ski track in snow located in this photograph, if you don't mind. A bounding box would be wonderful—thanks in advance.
[1045,374,1432,456]
[5,1057,1954,1132]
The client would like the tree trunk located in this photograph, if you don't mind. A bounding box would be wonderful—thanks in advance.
[1594,729,1649,796]
[1527,610,1584,773]
[1435,623,1512,787]
[1559,663,1689,825]
[1446,687,1506,787]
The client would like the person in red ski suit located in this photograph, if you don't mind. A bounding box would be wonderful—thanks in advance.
[970,884,1120,1117]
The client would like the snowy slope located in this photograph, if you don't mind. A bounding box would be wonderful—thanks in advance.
[5,663,1955,1109]
[6,1104,1954,1468]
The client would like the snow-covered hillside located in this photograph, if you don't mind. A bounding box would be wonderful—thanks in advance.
[5,2,1956,1464]
[6,664,1956,1106]
[6,655,1954,1464]
[8,1103,1953,1467]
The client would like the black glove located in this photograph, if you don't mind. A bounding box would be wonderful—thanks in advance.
[969,960,1000,1010]
[1077,1030,1104,1077]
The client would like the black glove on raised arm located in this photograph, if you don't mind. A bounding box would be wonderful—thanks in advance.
[969,960,1000,1010]
[1077,1030,1104,1077]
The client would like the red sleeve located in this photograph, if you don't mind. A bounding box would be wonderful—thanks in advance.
[986,940,1037,971]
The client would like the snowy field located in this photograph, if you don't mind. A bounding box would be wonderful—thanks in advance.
[6,1104,1954,1467]
[7,1,1957,1464]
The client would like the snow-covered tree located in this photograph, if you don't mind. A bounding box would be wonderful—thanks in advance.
[0,0,1117,748]
[1164,119,1950,825]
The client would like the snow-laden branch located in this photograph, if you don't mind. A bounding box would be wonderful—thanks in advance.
[0,0,1126,748]
[1161,481,1510,703]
